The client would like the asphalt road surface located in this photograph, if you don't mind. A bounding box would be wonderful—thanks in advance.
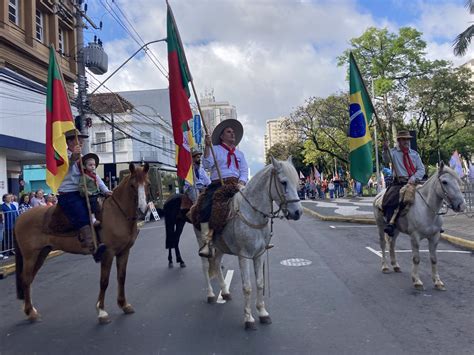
[0,214,473,355]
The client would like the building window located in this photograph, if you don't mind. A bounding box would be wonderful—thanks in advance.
[9,0,19,26]
[140,132,151,149]
[35,9,44,42]
[95,132,107,153]
[58,27,64,54]
[115,132,125,151]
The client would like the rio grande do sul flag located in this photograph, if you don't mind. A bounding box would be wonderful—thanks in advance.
[167,3,194,184]
[46,46,76,193]
[348,52,374,184]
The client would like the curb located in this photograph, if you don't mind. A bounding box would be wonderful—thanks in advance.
[302,206,474,251]
[0,250,63,280]
[0,222,147,279]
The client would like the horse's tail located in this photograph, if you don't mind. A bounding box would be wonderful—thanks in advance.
[14,230,24,300]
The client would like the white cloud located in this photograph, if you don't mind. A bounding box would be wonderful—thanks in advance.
[90,0,471,175]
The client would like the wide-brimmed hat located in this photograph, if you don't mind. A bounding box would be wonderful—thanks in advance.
[82,153,99,166]
[64,129,89,139]
[191,148,203,157]
[211,119,243,146]
[396,130,413,139]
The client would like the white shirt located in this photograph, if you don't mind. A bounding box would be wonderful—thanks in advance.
[58,150,82,193]
[184,164,211,192]
[202,145,248,183]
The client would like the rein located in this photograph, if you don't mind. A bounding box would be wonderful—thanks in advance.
[110,191,138,223]
[416,171,454,215]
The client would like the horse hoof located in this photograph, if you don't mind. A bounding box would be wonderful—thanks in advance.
[393,266,401,273]
[179,262,186,268]
[413,283,424,291]
[245,321,257,331]
[168,262,173,268]
[28,311,41,323]
[259,316,272,324]
[222,293,232,301]
[207,296,216,304]
[122,304,135,314]
[382,267,390,274]
[434,283,446,291]
[98,316,111,325]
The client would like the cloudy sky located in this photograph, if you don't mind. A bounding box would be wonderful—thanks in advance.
[87,0,473,175]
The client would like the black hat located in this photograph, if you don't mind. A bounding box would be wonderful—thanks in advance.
[82,153,99,166]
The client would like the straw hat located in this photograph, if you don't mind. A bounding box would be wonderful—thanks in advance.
[82,153,99,166]
[64,129,89,139]
[211,119,243,146]
[396,130,413,139]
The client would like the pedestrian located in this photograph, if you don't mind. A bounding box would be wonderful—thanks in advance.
[328,179,335,199]
[30,189,46,207]
[18,194,32,214]
[46,194,56,207]
[11,195,19,210]
[0,211,5,260]
[1,193,19,256]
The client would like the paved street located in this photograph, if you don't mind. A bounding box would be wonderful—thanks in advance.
[1,215,473,355]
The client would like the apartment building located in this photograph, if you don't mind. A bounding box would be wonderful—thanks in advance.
[264,117,297,160]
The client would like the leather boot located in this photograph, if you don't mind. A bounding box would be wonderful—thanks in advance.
[198,222,214,258]
[78,225,106,263]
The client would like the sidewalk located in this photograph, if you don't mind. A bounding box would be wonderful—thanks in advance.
[301,197,474,250]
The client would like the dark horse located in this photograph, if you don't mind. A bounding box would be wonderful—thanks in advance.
[14,163,149,323]
[163,194,189,268]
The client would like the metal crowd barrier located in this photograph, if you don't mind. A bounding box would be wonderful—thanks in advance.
[462,180,473,213]
[0,209,20,260]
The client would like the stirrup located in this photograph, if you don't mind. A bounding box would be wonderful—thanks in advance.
[384,224,395,237]
[198,243,214,258]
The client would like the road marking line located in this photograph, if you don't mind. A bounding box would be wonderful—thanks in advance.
[217,269,234,304]
[366,246,471,258]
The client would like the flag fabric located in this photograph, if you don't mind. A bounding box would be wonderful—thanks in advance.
[46,46,76,193]
[299,171,305,179]
[313,166,321,180]
[348,52,374,184]
[167,4,194,184]
[449,150,464,178]
[193,114,202,146]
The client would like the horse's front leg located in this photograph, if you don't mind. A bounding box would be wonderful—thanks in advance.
[215,251,231,300]
[116,248,135,314]
[200,257,216,303]
[410,235,423,290]
[253,255,271,325]
[389,232,401,272]
[97,252,114,324]
[429,234,446,291]
[239,257,256,330]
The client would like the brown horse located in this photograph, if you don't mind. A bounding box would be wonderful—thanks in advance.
[14,162,149,324]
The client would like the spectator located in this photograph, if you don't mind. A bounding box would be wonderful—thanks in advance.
[30,189,46,207]
[46,194,56,207]
[18,194,32,214]
[0,211,5,260]
[11,195,19,210]
[1,194,19,256]
[328,179,335,199]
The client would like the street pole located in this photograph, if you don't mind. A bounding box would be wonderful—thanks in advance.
[75,0,88,151]
[371,78,381,193]
[111,111,116,164]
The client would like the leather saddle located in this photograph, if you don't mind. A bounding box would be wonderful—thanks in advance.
[42,205,77,236]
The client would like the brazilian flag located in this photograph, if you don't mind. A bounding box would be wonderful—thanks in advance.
[348,52,374,184]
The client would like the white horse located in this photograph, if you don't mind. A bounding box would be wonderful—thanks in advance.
[194,157,302,330]
[373,162,466,290]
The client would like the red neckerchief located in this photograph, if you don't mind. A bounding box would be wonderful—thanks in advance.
[220,143,239,169]
[84,170,99,187]
[401,146,416,177]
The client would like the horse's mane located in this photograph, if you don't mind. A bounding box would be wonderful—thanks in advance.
[426,165,462,185]
[253,160,299,187]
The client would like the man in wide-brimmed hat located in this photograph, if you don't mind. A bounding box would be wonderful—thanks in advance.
[183,148,211,203]
[382,130,425,236]
[56,129,106,262]
[198,119,248,257]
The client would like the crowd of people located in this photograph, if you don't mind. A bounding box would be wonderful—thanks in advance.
[0,189,57,260]
[297,176,382,200]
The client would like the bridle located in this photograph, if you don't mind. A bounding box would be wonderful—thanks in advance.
[416,170,457,215]
[109,180,140,223]
[237,167,300,229]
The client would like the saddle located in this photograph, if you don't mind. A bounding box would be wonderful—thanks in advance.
[398,184,417,217]
[190,181,241,235]
[42,205,77,236]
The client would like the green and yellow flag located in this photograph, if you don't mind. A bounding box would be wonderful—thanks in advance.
[348,52,374,184]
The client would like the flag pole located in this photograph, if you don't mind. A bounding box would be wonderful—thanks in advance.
[166,1,224,185]
[349,52,400,179]
[371,78,381,193]
[51,45,99,251]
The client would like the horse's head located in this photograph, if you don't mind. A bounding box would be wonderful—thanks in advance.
[128,162,150,214]
[270,156,303,220]
[436,161,466,212]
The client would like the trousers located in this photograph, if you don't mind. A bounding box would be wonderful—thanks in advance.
[57,191,89,229]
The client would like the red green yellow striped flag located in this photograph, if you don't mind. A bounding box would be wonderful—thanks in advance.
[167,3,194,184]
[46,46,76,193]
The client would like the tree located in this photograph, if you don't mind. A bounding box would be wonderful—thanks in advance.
[453,0,474,56]
[407,64,474,165]
[265,143,288,164]
[338,27,431,142]
[287,94,350,164]
[265,141,310,176]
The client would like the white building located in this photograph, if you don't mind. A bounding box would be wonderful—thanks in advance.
[264,117,297,160]
[88,89,175,178]
[199,91,237,132]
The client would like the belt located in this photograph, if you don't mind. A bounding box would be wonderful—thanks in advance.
[211,177,239,185]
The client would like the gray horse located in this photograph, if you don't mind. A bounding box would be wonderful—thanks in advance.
[373,162,466,290]
[194,156,302,330]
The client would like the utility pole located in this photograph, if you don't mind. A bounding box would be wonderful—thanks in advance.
[111,111,116,164]
[73,0,99,153]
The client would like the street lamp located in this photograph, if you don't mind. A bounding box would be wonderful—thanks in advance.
[89,38,167,95]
